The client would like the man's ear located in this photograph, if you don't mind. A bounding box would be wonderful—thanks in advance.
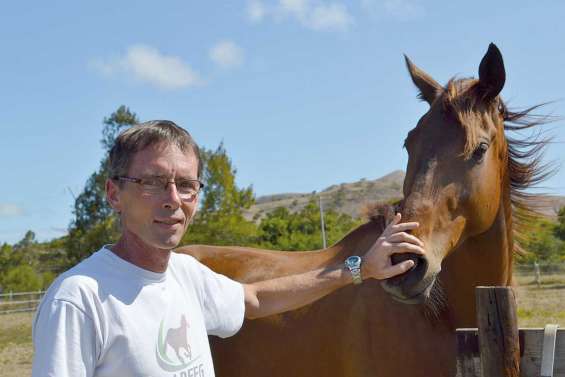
[106,178,122,213]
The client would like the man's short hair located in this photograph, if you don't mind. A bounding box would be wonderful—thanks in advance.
[108,120,202,184]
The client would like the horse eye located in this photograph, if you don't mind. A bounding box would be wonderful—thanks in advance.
[472,142,489,161]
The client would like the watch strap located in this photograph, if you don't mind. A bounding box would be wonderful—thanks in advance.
[345,256,363,285]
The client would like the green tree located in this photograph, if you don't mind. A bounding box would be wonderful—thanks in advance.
[2,265,43,292]
[65,106,138,266]
[7,230,41,268]
[182,143,258,246]
[258,197,362,251]
[37,236,70,274]
[0,243,19,281]
[101,105,139,152]
[517,216,565,263]
[198,143,254,214]
[71,106,138,231]
[0,232,67,290]
[13,230,37,250]
[66,216,121,267]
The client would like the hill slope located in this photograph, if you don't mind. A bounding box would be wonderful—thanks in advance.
[243,170,405,221]
[244,170,565,221]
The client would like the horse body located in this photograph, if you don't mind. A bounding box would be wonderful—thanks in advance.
[186,224,457,377]
[176,43,549,376]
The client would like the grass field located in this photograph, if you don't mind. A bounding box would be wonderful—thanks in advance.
[514,270,565,327]
[0,311,34,377]
[2,272,563,376]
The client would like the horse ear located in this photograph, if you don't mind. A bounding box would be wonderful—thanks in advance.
[478,43,506,102]
[404,55,441,106]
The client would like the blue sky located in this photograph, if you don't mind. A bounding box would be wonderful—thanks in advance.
[1,0,565,244]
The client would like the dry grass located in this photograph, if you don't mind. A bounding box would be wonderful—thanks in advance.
[0,312,34,377]
[0,272,563,375]
[514,271,565,327]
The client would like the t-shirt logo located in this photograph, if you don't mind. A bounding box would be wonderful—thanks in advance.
[156,314,201,372]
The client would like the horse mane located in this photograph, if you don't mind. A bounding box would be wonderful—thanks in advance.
[365,77,556,256]
[362,201,399,228]
[443,78,556,255]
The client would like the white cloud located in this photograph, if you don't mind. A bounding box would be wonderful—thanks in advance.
[91,45,202,90]
[279,0,309,19]
[384,0,424,19]
[309,3,352,31]
[361,0,424,20]
[247,0,267,22]
[248,0,354,32]
[0,204,24,217]
[210,41,244,69]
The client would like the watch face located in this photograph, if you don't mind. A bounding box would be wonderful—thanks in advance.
[346,256,361,268]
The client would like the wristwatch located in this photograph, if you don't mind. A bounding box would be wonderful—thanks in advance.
[345,256,363,285]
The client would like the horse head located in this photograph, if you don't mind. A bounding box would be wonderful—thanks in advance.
[380,44,512,304]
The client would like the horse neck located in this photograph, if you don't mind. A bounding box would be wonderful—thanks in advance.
[439,178,514,328]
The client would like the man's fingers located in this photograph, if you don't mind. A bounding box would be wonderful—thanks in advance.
[383,213,402,236]
[387,243,425,255]
[387,232,424,247]
[386,213,401,228]
[389,222,419,233]
[383,260,414,279]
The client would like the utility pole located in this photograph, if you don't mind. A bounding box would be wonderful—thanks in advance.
[319,195,327,249]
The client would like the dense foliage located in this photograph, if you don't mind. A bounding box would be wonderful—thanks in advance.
[64,106,138,267]
[257,200,363,251]
[181,143,258,247]
[516,212,565,264]
[0,231,59,292]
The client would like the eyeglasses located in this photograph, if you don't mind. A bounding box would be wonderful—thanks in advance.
[113,175,204,202]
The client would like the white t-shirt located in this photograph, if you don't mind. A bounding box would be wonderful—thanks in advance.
[32,245,245,377]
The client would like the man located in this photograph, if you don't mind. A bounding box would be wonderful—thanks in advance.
[32,120,424,377]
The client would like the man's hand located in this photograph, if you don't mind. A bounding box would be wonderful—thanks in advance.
[244,213,425,319]
[362,213,425,280]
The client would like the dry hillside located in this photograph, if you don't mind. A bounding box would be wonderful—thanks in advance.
[243,170,565,222]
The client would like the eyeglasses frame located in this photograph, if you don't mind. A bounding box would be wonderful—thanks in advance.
[112,175,204,201]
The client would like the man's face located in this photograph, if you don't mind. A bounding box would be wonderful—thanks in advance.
[106,142,199,250]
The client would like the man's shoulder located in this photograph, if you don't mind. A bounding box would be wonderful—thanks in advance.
[43,249,107,305]
[169,251,221,290]
[170,250,204,272]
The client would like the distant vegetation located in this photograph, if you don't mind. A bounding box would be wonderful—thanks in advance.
[1,105,565,293]
[516,207,565,264]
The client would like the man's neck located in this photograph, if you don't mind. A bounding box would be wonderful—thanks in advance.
[109,233,171,273]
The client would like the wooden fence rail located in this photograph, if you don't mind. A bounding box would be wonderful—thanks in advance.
[0,290,45,315]
[457,287,563,377]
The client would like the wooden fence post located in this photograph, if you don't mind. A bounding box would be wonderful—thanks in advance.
[534,262,541,288]
[476,286,520,377]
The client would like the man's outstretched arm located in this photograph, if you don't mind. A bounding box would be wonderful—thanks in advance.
[243,213,425,319]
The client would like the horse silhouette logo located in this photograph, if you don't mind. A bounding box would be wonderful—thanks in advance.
[156,314,200,372]
[165,314,191,363]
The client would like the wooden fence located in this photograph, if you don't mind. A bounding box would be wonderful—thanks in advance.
[0,290,45,315]
[457,287,563,377]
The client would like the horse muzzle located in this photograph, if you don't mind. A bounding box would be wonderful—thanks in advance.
[379,253,437,304]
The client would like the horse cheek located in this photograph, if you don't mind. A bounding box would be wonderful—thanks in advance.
[467,157,502,235]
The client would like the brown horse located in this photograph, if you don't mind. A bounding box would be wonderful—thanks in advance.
[177,43,551,376]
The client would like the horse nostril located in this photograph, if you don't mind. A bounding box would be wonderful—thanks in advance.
[387,253,428,287]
